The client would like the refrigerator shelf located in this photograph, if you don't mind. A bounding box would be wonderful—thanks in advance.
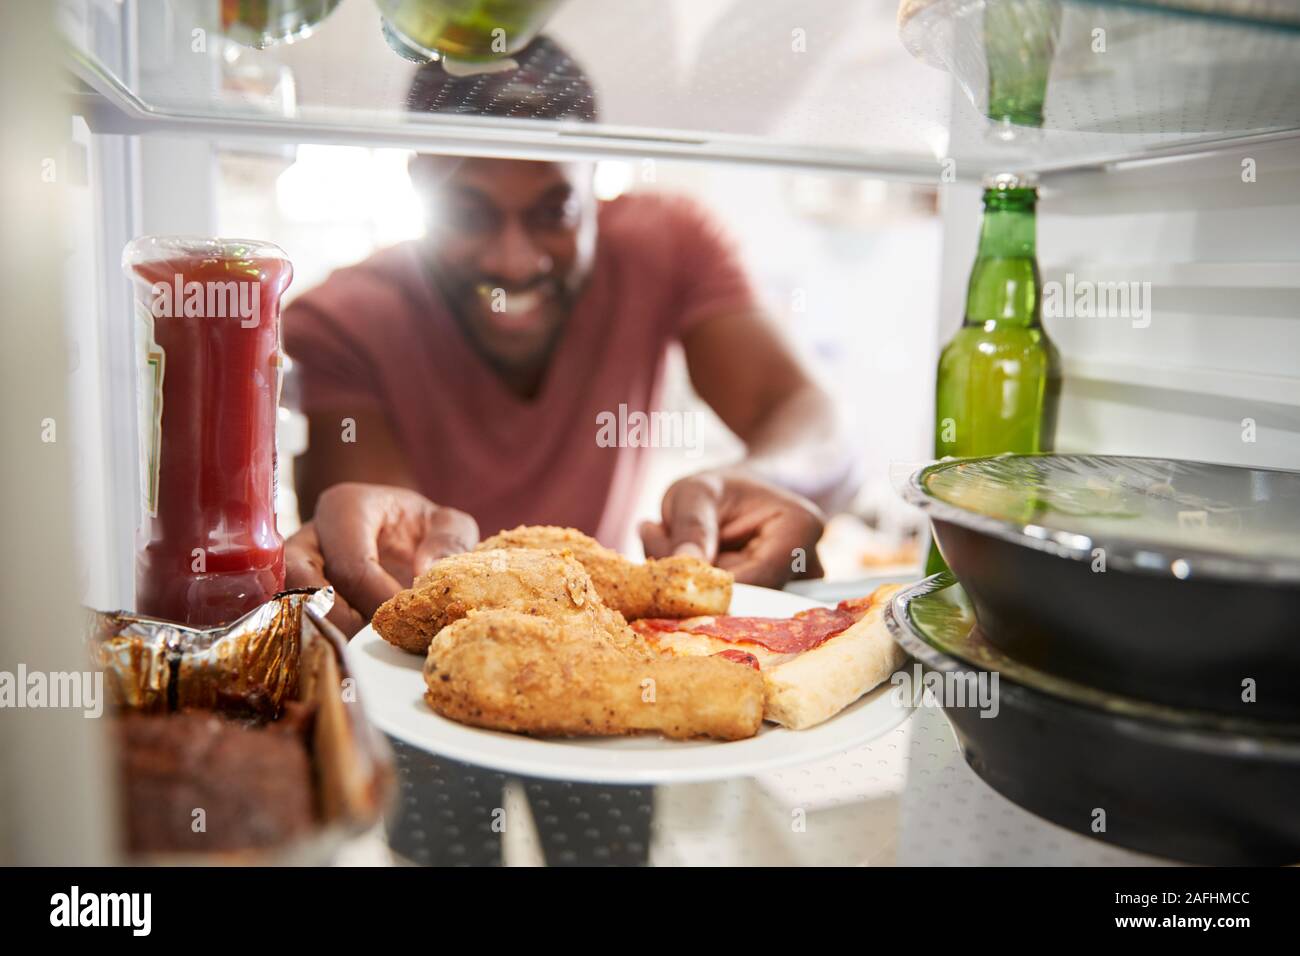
[63,0,1300,178]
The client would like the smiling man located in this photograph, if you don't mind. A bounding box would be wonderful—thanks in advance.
[283,39,854,636]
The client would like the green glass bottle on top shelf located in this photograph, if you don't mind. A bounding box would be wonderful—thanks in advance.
[925,173,1061,576]
[220,0,343,49]
[983,0,1062,132]
[377,0,565,64]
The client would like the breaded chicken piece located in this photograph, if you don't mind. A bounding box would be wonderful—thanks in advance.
[372,548,634,656]
[477,525,732,620]
[423,609,764,740]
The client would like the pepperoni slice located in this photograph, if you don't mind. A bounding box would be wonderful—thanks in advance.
[713,649,761,670]
[634,602,862,655]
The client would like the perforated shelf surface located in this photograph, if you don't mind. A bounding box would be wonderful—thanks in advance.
[380,706,1169,867]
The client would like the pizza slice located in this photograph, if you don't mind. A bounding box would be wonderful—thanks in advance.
[631,583,906,730]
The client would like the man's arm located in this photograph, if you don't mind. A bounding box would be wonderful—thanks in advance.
[640,308,854,586]
[295,408,421,521]
[680,309,856,510]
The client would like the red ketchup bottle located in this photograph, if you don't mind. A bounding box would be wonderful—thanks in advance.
[122,237,293,627]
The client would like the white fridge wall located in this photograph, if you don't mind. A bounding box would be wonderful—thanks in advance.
[65,121,138,613]
[67,130,213,612]
[0,0,114,867]
[938,138,1300,470]
[66,0,218,609]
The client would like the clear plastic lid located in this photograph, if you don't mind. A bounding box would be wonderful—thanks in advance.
[122,235,290,269]
[907,454,1300,581]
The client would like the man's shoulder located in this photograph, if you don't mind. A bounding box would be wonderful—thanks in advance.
[598,191,717,240]
[596,193,728,286]
[286,242,426,327]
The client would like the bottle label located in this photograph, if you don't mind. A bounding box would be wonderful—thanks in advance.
[272,348,284,507]
[136,299,165,518]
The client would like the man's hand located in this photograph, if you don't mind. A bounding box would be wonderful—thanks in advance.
[285,483,479,636]
[640,471,825,589]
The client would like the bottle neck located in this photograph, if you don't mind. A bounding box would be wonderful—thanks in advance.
[964,189,1040,328]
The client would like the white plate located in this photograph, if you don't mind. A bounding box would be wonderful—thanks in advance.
[347,583,914,784]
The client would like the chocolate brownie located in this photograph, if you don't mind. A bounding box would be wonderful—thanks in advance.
[116,706,317,854]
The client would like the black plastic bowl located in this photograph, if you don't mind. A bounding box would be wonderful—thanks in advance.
[887,574,1300,866]
[907,455,1300,723]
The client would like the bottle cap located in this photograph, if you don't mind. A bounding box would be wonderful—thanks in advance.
[981,171,1039,191]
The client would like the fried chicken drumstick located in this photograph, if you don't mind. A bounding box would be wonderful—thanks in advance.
[476,525,732,621]
[423,609,763,740]
[374,547,763,740]
[372,548,633,655]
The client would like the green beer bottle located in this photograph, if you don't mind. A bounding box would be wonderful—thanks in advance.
[983,0,1062,132]
[925,173,1061,575]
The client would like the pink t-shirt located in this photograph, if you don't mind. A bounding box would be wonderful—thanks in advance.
[283,193,758,547]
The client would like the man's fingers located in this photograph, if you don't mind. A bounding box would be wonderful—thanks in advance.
[284,523,328,588]
[325,554,406,622]
[796,542,826,580]
[314,488,410,618]
[283,523,367,636]
[720,513,824,588]
[330,598,367,637]
[725,546,821,588]
[413,507,480,577]
[639,520,673,559]
[316,508,406,619]
[661,480,720,562]
[323,593,367,638]
[723,550,791,589]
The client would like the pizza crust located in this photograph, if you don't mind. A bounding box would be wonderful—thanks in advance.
[761,584,907,730]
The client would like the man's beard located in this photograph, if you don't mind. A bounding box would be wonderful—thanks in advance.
[432,265,571,373]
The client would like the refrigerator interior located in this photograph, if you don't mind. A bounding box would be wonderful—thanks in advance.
[6,0,1298,863]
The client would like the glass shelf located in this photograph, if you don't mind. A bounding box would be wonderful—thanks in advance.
[63,0,1300,181]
